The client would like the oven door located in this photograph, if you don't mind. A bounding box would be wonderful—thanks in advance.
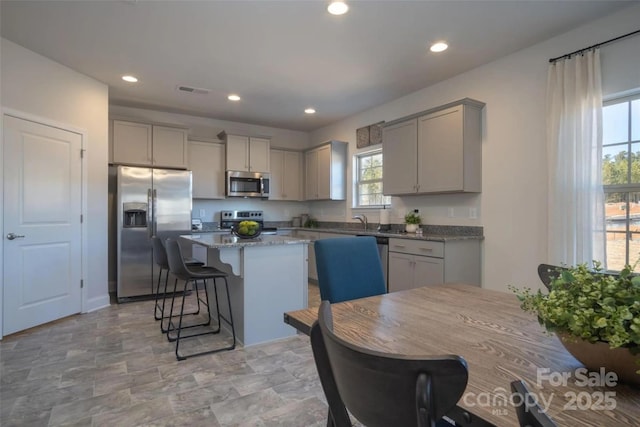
[226,171,269,198]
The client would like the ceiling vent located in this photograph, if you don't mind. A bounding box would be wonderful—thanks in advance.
[177,85,210,95]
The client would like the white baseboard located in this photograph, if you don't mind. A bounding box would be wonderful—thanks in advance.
[84,294,111,313]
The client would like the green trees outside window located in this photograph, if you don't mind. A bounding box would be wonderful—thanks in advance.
[355,150,391,207]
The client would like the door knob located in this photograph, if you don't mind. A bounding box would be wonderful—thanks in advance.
[6,233,25,240]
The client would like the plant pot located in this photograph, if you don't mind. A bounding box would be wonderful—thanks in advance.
[405,223,419,233]
[557,332,640,386]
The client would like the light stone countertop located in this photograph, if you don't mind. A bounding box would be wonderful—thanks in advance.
[181,233,310,249]
[194,226,483,242]
[284,227,483,242]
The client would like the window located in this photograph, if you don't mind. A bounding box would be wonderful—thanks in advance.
[354,149,391,207]
[602,93,640,270]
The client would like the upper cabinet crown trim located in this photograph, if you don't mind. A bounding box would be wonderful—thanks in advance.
[188,137,223,144]
[217,130,272,140]
[306,139,347,152]
[109,116,189,131]
[384,98,485,128]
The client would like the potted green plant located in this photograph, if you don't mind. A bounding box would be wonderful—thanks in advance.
[510,261,640,385]
[404,210,421,233]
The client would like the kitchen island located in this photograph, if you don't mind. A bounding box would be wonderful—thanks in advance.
[180,234,309,346]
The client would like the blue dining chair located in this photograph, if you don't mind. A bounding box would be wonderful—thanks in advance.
[314,236,386,303]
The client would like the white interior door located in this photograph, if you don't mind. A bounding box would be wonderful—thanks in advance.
[3,115,82,335]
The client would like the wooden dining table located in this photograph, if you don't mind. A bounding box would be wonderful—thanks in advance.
[283,283,640,427]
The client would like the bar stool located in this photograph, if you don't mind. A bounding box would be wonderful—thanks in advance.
[164,238,236,360]
[152,236,204,333]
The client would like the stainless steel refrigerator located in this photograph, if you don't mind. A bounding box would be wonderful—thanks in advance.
[116,166,192,302]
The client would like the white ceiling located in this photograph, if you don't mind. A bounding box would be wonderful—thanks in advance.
[1,0,632,131]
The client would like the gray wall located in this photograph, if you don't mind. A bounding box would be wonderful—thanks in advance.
[1,38,110,326]
[308,4,640,293]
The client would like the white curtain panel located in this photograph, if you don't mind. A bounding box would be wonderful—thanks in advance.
[546,49,606,267]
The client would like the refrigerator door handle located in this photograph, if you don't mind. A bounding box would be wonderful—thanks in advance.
[152,189,158,237]
[147,188,153,238]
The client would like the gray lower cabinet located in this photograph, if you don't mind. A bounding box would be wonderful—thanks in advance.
[388,238,480,292]
[295,230,319,281]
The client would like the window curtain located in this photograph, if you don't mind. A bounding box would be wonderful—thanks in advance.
[546,49,606,267]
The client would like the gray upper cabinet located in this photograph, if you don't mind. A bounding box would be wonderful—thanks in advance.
[304,140,347,201]
[270,149,303,201]
[382,119,418,195]
[188,139,225,199]
[111,120,188,169]
[219,132,270,173]
[383,99,484,195]
[152,125,189,169]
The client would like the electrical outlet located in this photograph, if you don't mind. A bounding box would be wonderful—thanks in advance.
[447,208,454,218]
[469,208,477,219]
[199,209,206,218]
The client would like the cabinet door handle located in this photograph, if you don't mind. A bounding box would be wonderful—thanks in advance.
[419,247,433,252]
[393,244,406,249]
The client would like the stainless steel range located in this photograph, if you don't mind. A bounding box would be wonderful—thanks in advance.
[219,210,277,234]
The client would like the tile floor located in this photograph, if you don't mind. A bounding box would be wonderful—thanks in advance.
[0,284,327,426]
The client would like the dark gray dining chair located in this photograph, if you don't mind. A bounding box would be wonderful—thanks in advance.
[311,300,469,427]
[538,263,628,291]
[537,264,565,290]
[510,380,557,427]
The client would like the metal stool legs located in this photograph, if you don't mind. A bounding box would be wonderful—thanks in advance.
[164,277,211,340]
[156,268,205,334]
[169,275,236,361]
[153,236,204,330]
[163,237,235,361]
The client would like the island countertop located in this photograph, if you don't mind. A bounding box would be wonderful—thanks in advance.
[181,233,310,249]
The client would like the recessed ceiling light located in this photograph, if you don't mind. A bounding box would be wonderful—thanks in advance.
[122,75,138,83]
[328,1,349,15]
[305,108,316,114]
[430,42,448,53]
[228,94,241,101]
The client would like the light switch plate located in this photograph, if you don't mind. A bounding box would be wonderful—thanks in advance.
[199,209,206,218]
[469,208,477,219]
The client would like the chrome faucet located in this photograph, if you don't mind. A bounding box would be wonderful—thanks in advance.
[352,214,368,231]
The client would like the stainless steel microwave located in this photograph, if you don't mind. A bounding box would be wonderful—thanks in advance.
[226,170,270,198]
